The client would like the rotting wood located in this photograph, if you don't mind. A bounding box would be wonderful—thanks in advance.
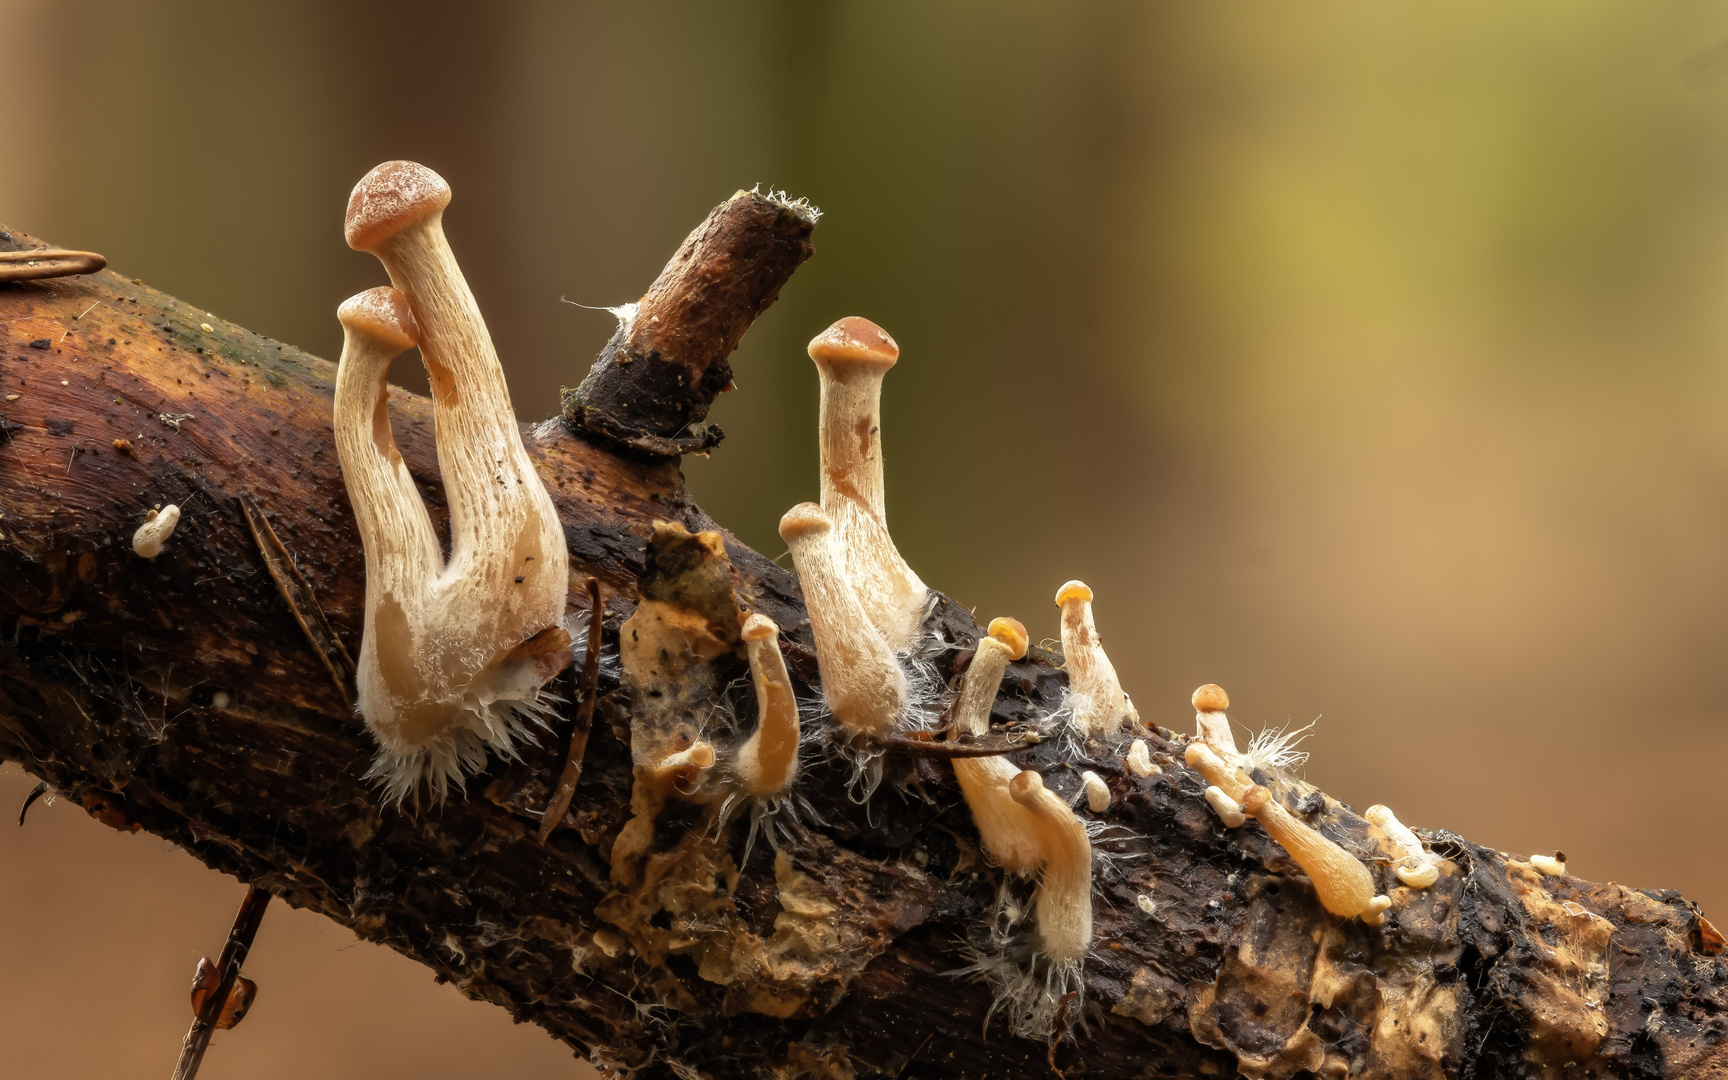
[3,206,1727,1079]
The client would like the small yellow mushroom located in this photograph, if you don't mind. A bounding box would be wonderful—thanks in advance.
[1242,784,1390,924]
[1124,739,1160,778]
[1054,580,1135,740]
[1007,770,1094,967]
[1191,683,1242,761]
[1366,804,1442,890]
[1079,770,1111,812]
[952,618,1043,873]
[1530,853,1568,877]
[132,504,180,559]
[734,613,800,797]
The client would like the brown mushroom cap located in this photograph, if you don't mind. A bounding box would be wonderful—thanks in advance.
[1192,683,1230,712]
[987,616,1030,661]
[778,501,834,543]
[807,316,899,372]
[1055,580,1094,607]
[345,160,453,252]
[337,287,420,352]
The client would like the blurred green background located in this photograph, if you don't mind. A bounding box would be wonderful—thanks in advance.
[6,1,1728,1076]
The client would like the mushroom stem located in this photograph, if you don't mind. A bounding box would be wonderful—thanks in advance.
[951,618,1043,873]
[1185,741,1254,804]
[1191,683,1242,760]
[807,317,928,649]
[1054,581,1134,739]
[339,162,571,802]
[734,614,799,797]
[1366,804,1442,889]
[1205,786,1247,828]
[1241,784,1389,923]
[1080,771,1111,812]
[778,502,907,736]
[1008,770,1095,965]
[1124,739,1160,778]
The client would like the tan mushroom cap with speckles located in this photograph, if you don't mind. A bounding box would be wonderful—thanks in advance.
[337,287,420,352]
[807,316,899,371]
[345,160,453,252]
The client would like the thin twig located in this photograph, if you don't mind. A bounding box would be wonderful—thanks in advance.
[17,780,48,826]
[538,577,603,844]
[170,884,271,1080]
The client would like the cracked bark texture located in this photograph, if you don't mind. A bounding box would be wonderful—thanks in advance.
[1,214,1725,1080]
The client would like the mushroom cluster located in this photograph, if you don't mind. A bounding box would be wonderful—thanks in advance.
[335,162,571,804]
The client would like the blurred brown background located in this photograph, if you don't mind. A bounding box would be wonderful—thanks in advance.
[6,1,1728,1076]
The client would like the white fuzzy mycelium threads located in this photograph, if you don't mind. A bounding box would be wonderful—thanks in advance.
[336,162,570,805]
[132,504,180,558]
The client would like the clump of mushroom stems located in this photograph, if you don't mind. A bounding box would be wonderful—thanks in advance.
[1055,580,1136,740]
[336,161,570,803]
[733,613,799,797]
[950,618,1044,873]
[1241,784,1390,924]
[778,502,907,736]
[807,317,928,651]
[132,504,180,559]
[1007,770,1095,967]
[1366,803,1443,889]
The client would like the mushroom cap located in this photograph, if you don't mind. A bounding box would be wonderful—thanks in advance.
[741,612,780,642]
[807,316,898,372]
[688,742,717,769]
[1054,580,1093,607]
[345,160,453,252]
[337,287,420,352]
[1007,769,1046,804]
[987,616,1029,660]
[778,501,833,543]
[1192,683,1230,712]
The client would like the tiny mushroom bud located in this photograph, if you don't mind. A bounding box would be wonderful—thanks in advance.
[132,504,181,558]
[1366,804,1443,890]
[1205,785,1247,828]
[808,317,928,650]
[654,740,716,778]
[952,618,1044,873]
[1531,853,1568,877]
[1241,784,1390,923]
[1008,769,1095,967]
[1054,580,1136,740]
[1080,770,1111,813]
[338,161,571,804]
[1125,739,1160,778]
[734,613,799,797]
[779,502,907,736]
[1191,683,1242,761]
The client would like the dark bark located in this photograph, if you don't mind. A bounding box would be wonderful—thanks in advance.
[1,213,1726,1080]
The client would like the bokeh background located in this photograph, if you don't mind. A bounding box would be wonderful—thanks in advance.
[6,1,1728,1076]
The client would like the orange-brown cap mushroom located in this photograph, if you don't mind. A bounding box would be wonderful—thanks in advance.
[337,162,571,804]
[1055,580,1136,740]
[1191,683,1242,761]
[734,613,800,797]
[950,617,1044,873]
[1241,785,1390,923]
[779,502,907,736]
[808,317,928,650]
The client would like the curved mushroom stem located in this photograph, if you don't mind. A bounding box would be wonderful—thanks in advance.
[735,614,799,797]
[1054,580,1135,740]
[1366,803,1443,889]
[1242,784,1390,924]
[951,618,1043,873]
[1124,739,1160,778]
[1185,741,1254,805]
[1205,785,1247,828]
[1007,770,1095,966]
[808,317,928,650]
[132,504,181,559]
[778,502,906,736]
[338,162,571,803]
[1191,682,1242,761]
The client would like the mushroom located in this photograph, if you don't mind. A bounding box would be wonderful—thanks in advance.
[1366,803,1443,890]
[1205,786,1247,828]
[1241,784,1390,923]
[733,613,800,797]
[652,740,717,786]
[1079,771,1111,813]
[1191,683,1242,761]
[1054,580,1136,740]
[1124,739,1160,778]
[1007,770,1095,969]
[132,504,181,559]
[1530,853,1568,877]
[778,502,907,736]
[951,617,1044,873]
[337,160,572,804]
[1185,741,1254,805]
[807,317,928,650]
